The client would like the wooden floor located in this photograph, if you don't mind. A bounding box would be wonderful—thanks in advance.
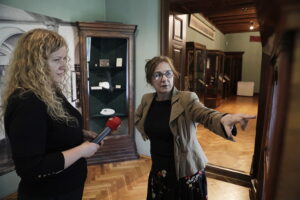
[3,95,257,200]
[3,157,250,200]
[198,95,258,173]
[82,157,250,200]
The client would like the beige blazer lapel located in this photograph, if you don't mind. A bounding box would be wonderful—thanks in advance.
[137,93,155,136]
[169,88,185,125]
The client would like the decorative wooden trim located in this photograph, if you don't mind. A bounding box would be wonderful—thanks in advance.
[189,14,215,40]
[173,15,183,41]
[77,22,136,33]
[206,164,251,187]
[160,0,170,55]
[249,179,258,200]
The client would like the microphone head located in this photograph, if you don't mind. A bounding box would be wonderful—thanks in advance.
[105,116,121,131]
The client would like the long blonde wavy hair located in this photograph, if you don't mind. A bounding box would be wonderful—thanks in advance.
[1,28,76,125]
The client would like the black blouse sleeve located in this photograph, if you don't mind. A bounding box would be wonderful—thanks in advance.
[5,92,65,181]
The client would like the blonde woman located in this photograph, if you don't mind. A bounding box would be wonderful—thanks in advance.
[1,29,99,200]
[135,56,256,200]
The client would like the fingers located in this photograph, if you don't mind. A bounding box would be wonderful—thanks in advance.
[238,115,255,130]
[240,119,248,130]
[239,114,256,119]
[233,113,256,118]
[229,113,256,131]
[82,129,98,139]
[221,113,255,133]
[223,124,233,138]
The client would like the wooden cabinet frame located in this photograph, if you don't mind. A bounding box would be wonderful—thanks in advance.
[77,22,138,164]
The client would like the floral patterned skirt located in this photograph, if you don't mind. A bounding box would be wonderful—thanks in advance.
[147,167,208,200]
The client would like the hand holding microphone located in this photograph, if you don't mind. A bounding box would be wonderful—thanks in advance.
[92,116,121,144]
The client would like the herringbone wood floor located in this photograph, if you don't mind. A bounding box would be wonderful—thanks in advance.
[3,157,250,200]
[83,157,151,200]
[198,95,258,173]
[3,95,256,200]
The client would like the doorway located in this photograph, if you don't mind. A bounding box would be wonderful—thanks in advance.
[161,0,261,187]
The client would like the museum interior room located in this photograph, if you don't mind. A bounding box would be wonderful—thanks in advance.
[0,0,299,199]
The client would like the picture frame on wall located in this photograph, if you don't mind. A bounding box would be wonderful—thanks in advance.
[189,14,215,40]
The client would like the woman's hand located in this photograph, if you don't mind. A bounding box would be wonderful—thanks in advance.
[82,129,98,140]
[62,141,100,169]
[82,129,104,146]
[220,113,256,138]
[78,141,100,158]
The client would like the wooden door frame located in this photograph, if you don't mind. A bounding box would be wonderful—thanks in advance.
[162,1,300,199]
[160,0,251,187]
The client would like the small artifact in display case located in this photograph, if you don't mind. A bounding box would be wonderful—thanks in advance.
[100,108,115,115]
[99,59,110,67]
[116,58,123,67]
[99,81,110,89]
[115,84,121,89]
[91,86,102,90]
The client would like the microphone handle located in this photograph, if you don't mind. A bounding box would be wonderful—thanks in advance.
[92,127,111,144]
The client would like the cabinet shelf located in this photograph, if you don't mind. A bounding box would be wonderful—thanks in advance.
[90,88,126,92]
[91,113,128,118]
[89,66,125,71]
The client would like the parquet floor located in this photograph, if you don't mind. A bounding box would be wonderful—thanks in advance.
[82,157,250,200]
[3,95,256,200]
[198,95,258,173]
[82,158,151,200]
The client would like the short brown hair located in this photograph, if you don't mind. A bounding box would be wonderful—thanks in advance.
[145,56,179,84]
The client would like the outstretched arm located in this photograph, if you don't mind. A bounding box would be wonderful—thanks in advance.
[220,113,256,139]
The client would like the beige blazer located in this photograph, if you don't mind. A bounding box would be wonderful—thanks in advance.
[135,87,234,179]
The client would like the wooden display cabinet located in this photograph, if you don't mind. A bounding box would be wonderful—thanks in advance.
[185,42,207,103]
[77,22,138,164]
[224,51,244,97]
[204,50,224,108]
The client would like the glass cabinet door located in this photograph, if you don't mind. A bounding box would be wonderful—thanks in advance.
[87,37,128,135]
[185,42,207,103]
[77,22,138,164]
[195,49,206,102]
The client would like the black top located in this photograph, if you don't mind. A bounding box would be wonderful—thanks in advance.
[144,99,174,170]
[4,89,87,196]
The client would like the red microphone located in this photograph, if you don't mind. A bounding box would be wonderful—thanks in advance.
[92,116,121,144]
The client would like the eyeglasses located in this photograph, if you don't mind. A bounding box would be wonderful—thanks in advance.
[152,70,173,80]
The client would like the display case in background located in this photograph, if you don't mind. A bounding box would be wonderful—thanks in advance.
[224,51,244,97]
[77,22,138,164]
[204,50,225,108]
[185,42,207,103]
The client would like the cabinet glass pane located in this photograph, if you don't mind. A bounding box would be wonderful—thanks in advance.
[87,37,128,135]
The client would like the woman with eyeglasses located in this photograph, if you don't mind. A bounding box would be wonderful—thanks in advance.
[135,56,256,200]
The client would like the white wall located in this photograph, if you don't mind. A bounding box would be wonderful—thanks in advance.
[225,32,262,93]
